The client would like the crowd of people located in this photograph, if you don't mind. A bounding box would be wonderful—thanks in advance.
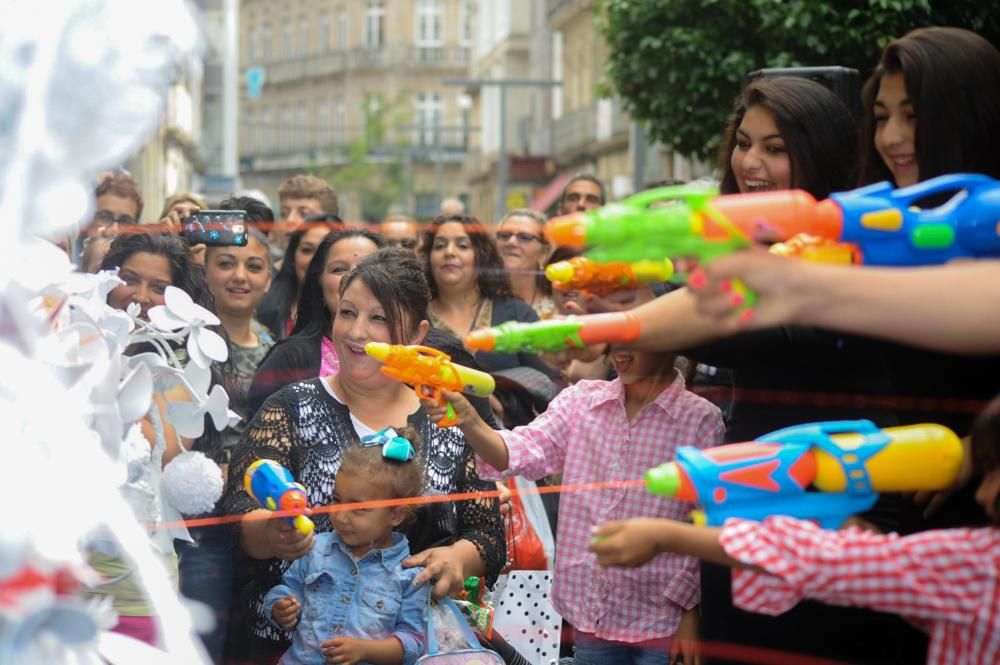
[72,25,1000,665]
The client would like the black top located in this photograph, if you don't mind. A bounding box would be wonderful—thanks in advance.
[246,334,323,419]
[470,297,561,379]
[224,379,505,646]
[684,326,930,664]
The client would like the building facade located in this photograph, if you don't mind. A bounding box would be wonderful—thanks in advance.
[127,51,206,222]
[239,0,475,221]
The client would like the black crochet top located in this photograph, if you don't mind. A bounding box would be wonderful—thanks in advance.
[224,379,505,643]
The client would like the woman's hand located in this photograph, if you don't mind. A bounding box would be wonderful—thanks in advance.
[265,517,315,561]
[419,388,481,428]
[688,250,809,333]
[402,545,467,599]
[671,608,701,665]
[496,481,512,516]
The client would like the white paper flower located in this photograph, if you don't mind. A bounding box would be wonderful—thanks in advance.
[127,353,183,392]
[164,362,239,439]
[148,287,227,368]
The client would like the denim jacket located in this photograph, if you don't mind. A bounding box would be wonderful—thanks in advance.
[264,532,429,665]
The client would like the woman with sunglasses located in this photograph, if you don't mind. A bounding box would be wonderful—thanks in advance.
[495,209,556,320]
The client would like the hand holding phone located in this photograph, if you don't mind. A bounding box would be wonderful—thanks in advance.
[180,210,248,247]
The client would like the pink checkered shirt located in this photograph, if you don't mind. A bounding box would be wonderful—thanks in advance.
[719,516,1000,665]
[477,373,724,643]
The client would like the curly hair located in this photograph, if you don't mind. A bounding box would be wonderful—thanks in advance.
[717,77,858,200]
[339,425,426,501]
[99,232,213,311]
[421,214,513,300]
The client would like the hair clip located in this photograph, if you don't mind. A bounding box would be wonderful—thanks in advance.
[361,428,415,462]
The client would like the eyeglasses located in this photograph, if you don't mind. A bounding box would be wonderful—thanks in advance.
[496,231,543,244]
[93,209,137,227]
[384,237,418,249]
[563,192,602,205]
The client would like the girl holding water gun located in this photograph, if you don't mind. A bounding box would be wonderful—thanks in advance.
[265,427,430,665]
[590,393,1000,665]
[688,27,1000,346]
[423,287,725,665]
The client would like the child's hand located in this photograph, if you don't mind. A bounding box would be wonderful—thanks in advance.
[321,636,367,665]
[418,388,480,428]
[272,594,300,631]
[671,608,701,665]
[589,519,673,567]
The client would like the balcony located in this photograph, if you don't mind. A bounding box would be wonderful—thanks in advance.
[242,46,470,85]
[241,131,468,174]
[547,0,590,27]
[552,98,630,161]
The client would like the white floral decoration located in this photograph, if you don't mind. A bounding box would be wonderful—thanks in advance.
[147,287,228,368]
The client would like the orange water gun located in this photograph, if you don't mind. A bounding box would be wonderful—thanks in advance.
[365,342,496,427]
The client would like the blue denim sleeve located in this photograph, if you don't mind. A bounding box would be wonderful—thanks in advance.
[392,569,431,665]
[263,553,310,630]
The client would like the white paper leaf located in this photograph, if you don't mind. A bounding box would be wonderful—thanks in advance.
[166,401,207,439]
[117,364,152,424]
[195,328,228,363]
[147,305,187,332]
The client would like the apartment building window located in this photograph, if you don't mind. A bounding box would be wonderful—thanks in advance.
[282,19,292,59]
[365,95,383,144]
[299,16,309,56]
[364,1,385,49]
[280,106,292,150]
[317,99,330,146]
[247,26,257,62]
[244,109,255,153]
[260,107,271,152]
[295,106,307,148]
[458,0,472,47]
[337,7,348,50]
[414,92,442,147]
[334,102,346,145]
[261,25,272,62]
[319,12,331,53]
[415,0,442,48]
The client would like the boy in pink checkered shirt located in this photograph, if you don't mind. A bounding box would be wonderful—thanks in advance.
[422,337,723,665]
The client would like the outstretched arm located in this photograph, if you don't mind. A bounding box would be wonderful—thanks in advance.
[690,251,1000,354]
[589,519,747,570]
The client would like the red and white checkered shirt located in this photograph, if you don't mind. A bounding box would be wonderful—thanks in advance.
[477,374,724,643]
[719,516,1000,665]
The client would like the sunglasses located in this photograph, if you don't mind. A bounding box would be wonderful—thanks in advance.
[384,238,418,249]
[496,231,542,244]
[93,209,137,227]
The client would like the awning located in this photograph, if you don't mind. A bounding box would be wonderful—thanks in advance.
[527,173,573,213]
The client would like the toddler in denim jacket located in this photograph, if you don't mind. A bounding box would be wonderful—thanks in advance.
[265,428,430,665]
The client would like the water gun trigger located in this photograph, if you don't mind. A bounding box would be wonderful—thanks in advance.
[441,402,458,427]
[414,384,458,427]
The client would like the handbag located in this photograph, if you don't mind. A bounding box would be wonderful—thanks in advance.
[416,598,504,665]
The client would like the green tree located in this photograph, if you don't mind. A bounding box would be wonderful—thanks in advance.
[312,94,409,221]
[598,0,1000,162]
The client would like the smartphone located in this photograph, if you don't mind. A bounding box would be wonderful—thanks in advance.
[748,66,861,122]
[181,210,248,247]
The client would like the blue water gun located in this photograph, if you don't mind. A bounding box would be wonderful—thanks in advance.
[549,173,1000,267]
[244,459,315,534]
[645,421,964,529]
